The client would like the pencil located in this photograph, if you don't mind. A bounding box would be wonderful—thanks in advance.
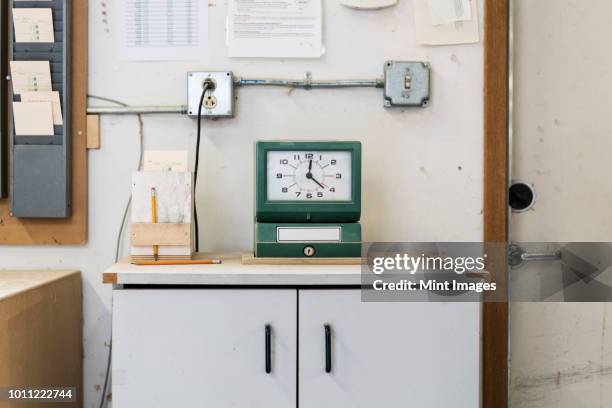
[132,259,222,266]
[151,187,158,261]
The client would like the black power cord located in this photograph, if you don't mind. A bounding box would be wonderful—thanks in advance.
[194,82,212,252]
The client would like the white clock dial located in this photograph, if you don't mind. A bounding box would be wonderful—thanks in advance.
[266,151,352,201]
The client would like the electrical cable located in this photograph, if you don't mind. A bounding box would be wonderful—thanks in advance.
[87,94,145,408]
[193,83,210,252]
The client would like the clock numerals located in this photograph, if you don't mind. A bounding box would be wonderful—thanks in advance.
[267,150,351,202]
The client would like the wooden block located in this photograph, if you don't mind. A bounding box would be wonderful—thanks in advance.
[131,223,191,246]
[241,252,363,265]
[87,114,100,149]
[102,272,117,284]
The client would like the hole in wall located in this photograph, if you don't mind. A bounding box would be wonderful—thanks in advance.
[509,181,536,212]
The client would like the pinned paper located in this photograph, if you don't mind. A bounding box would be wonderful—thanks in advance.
[413,0,479,45]
[10,61,52,94]
[13,102,54,136]
[12,8,55,43]
[341,0,398,10]
[118,0,208,61]
[227,0,324,58]
[428,0,471,25]
[144,151,189,172]
[20,91,62,125]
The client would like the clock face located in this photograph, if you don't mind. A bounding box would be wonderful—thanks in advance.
[266,150,352,201]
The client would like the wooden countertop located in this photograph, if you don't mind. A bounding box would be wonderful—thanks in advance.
[103,253,363,286]
[0,270,80,301]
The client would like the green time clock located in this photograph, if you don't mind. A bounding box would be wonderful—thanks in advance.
[255,141,362,258]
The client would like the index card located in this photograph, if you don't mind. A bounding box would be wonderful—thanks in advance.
[12,8,55,43]
[413,0,479,45]
[10,61,52,94]
[144,151,189,172]
[428,0,472,25]
[20,91,63,125]
[227,0,324,58]
[13,102,55,136]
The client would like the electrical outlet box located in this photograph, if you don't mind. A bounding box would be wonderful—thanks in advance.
[383,61,430,108]
[187,71,234,118]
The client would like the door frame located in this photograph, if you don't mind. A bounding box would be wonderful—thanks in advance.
[483,0,510,407]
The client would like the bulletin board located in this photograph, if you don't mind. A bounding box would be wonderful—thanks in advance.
[0,0,87,244]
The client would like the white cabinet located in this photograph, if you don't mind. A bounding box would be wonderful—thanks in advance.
[112,289,297,408]
[298,290,480,408]
[112,288,480,407]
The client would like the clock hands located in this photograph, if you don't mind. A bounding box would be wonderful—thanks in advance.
[306,164,326,189]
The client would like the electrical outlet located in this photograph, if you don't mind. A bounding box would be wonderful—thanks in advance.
[187,71,234,118]
[383,61,430,108]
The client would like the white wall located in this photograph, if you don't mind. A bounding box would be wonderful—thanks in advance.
[0,1,484,407]
[511,0,612,406]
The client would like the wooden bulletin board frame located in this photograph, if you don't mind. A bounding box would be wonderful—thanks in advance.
[0,0,87,245]
[483,0,510,407]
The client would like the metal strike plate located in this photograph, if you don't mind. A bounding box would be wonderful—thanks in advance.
[383,61,430,108]
[187,71,234,118]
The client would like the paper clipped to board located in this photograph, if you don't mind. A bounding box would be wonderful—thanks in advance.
[13,102,54,136]
[414,0,480,45]
[144,151,189,172]
[227,0,324,58]
[117,0,208,61]
[427,0,471,25]
[12,8,55,43]
[340,0,398,10]
[9,60,52,94]
[20,91,63,125]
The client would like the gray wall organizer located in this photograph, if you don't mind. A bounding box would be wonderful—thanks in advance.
[0,2,8,199]
[9,0,71,218]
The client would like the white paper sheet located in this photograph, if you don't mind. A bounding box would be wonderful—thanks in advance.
[413,0,479,45]
[9,61,52,94]
[118,0,208,61]
[428,0,471,25]
[227,0,324,58]
[12,8,55,43]
[144,150,189,172]
[13,102,54,136]
[20,91,63,125]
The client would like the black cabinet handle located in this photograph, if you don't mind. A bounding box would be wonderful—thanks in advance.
[324,324,332,373]
[265,325,272,374]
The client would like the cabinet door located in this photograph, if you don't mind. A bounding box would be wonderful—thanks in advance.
[298,290,480,408]
[113,289,297,408]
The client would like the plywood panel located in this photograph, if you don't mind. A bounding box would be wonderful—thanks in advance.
[0,0,88,245]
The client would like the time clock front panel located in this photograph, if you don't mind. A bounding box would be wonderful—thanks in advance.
[266,151,352,201]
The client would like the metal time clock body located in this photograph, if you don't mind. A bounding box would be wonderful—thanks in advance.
[255,141,361,258]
